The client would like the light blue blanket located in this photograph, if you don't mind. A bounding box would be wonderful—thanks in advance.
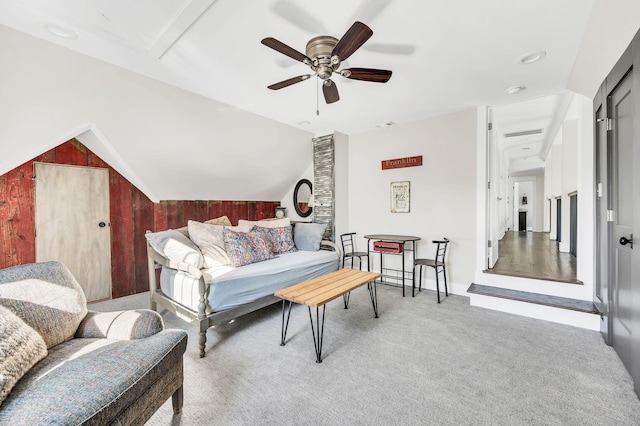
[160,250,339,312]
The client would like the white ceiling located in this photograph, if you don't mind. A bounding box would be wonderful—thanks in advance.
[491,90,575,174]
[0,0,597,140]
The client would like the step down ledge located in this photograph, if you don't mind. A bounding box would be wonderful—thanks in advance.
[467,283,599,314]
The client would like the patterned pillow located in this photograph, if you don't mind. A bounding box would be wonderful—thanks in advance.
[0,305,48,404]
[236,218,291,232]
[260,226,297,255]
[223,227,274,267]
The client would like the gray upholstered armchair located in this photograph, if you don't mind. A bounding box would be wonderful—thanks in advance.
[0,261,187,425]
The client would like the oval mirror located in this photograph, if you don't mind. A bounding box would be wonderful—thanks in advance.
[293,179,313,217]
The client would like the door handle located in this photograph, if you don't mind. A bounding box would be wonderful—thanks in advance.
[619,234,633,248]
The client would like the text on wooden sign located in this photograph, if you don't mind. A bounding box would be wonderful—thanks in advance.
[381,155,423,170]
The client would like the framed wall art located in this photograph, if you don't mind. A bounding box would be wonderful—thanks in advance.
[390,181,410,213]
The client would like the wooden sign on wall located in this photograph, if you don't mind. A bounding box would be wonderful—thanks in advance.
[381,155,423,170]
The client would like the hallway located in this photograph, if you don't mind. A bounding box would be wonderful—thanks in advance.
[488,231,579,283]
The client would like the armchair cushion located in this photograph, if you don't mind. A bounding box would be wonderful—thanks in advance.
[76,309,164,340]
[0,261,87,348]
[0,306,48,404]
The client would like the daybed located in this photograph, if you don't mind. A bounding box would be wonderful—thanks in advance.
[146,216,340,357]
[0,261,188,425]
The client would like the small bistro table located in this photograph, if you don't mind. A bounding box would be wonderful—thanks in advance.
[275,268,381,363]
[363,234,421,297]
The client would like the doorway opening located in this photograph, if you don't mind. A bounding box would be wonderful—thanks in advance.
[485,91,584,284]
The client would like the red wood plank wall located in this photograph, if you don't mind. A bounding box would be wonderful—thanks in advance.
[0,139,279,298]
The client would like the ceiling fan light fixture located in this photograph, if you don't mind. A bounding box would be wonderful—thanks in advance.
[375,121,396,128]
[43,23,77,40]
[519,51,546,64]
[506,85,526,95]
[262,21,392,105]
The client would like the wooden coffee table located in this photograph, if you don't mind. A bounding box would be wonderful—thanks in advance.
[275,268,381,363]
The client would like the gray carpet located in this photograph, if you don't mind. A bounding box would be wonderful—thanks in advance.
[90,285,640,425]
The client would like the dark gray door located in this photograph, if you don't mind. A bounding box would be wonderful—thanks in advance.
[609,67,634,379]
[596,31,640,397]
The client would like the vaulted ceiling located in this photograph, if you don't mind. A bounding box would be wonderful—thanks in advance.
[1,0,639,201]
[0,0,596,136]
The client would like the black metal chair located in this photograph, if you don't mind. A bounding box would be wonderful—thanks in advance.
[412,238,449,302]
[340,232,369,271]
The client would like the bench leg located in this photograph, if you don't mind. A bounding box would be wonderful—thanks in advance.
[308,306,326,363]
[280,300,294,346]
[198,320,208,358]
[343,292,351,309]
[368,281,379,318]
[172,385,183,414]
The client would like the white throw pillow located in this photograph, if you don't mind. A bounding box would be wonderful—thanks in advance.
[187,220,231,268]
[145,229,204,269]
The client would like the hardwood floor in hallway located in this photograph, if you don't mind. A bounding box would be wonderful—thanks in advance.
[487,231,579,283]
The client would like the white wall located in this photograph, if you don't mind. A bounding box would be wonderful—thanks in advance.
[560,120,579,251]
[0,25,313,202]
[576,95,595,286]
[345,109,478,293]
[568,0,640,99]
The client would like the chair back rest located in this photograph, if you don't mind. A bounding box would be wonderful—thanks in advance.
[433,238,449,264]
[340,232,357,255]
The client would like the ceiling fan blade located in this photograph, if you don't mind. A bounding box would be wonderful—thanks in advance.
[343,68,392,83]
[322,80,340,104]
[268,75,312,90]
[331,21,373,61]
[261,37,311,63]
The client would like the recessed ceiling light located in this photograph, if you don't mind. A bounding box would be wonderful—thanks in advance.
[298,121,310,126]
[43,23,77,40]
[506,85,526,95]
[519,51,546,64]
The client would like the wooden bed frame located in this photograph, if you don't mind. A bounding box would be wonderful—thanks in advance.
[146,239,339,357]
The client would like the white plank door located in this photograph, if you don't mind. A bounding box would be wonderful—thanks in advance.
[35,163,112,302]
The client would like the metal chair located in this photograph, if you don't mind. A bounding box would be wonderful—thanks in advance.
[340,232,369,271]
[412,238,449,302]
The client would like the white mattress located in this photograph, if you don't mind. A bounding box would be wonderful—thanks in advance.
[160,249,339,312]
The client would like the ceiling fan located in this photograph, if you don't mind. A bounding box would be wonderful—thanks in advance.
[261,21,392,104]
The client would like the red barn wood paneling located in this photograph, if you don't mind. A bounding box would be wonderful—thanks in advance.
[133,187,154,294]
[1,139,281,299]
[55,139,89,166]
[0,163,36,268]
[109,167,136,297]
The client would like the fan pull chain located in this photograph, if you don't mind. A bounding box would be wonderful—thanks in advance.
[316,77,320,116]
